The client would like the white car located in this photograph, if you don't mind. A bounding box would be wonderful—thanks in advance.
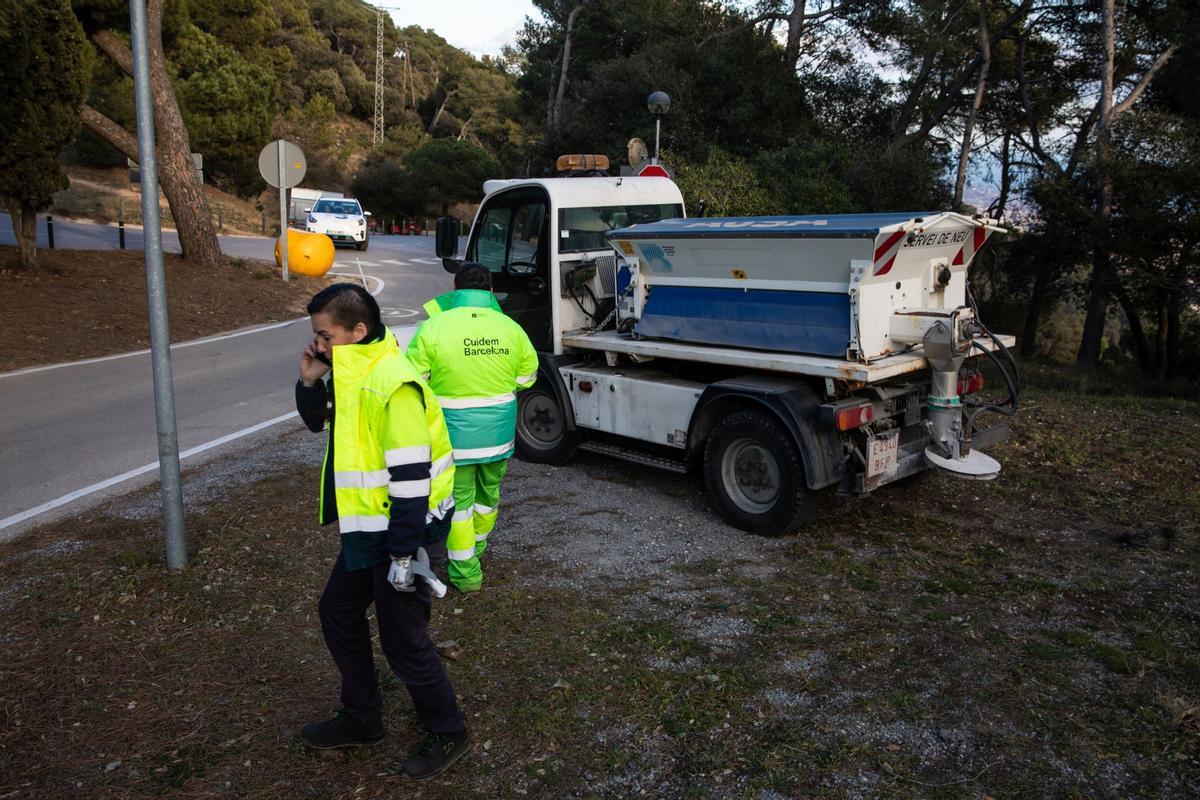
[306,197,370,251]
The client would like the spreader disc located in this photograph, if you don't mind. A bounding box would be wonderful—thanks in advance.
[924,447,1001,480]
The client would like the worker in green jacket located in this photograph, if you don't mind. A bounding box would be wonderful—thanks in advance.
[407,263,538,593]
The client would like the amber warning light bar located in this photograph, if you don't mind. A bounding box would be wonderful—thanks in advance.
[556,154,610,173]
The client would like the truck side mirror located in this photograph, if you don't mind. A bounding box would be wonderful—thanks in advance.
[436,216,462,273]
[436,217,460,258]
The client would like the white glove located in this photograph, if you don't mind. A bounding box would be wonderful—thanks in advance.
[411,547,448,598]
[387,555,416,592]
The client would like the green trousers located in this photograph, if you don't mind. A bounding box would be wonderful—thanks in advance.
[447,459,509,592]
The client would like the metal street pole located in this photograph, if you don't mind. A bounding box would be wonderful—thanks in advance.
[130,0,187,570]
[277,140,289,281]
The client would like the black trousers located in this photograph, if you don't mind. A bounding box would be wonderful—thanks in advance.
[318,550,465,734]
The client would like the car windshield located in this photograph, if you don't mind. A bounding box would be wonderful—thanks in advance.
[558,203,683,253]
[313,200,361,215]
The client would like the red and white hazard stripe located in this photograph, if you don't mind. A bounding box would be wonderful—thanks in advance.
[872,229,905,276]
[952,226,991,267]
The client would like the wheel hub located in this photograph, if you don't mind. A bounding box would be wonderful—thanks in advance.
[721,438,781,513]
[520,393,564,448]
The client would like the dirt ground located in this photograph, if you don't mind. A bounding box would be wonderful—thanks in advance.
[52,166,268,236]
[0,378,1197,799]
[0,247,332,372]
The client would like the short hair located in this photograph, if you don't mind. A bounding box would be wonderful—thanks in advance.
[455,263,493,291]
[306,282,380,330]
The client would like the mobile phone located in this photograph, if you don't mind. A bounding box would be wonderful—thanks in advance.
[314,351,332,366]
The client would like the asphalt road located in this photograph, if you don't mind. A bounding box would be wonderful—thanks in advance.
[0,216,463,539]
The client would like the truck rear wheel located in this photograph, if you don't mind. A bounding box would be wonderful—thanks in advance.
[515,385,578,465]
[703,409,811,536]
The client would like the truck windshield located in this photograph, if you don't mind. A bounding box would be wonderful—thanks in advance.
[558,203,683,253]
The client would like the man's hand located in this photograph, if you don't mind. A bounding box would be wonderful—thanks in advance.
[300,338,331,386]
[387,555,416,592]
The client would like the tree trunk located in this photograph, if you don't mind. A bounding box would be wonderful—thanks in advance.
[992,130,1012,220]
[1077,0,1116,367]
[4,197,38,268]
[1165,289,1182,381]
[427,95,449,133]
[953,1,991,212]
[784,2,806,68]
[549,4,584,130]
[1112,283,1150,373]
[1154,288,1168,379]
[1076,252,1110,366]
[85,1,222,268]
[1019,255,1051,358]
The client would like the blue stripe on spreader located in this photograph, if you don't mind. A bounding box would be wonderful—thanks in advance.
[637,286,850,357]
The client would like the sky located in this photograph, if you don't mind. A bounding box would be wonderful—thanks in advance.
[383,0,540,57]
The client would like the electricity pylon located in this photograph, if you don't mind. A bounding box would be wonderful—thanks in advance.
[373,5,385,146]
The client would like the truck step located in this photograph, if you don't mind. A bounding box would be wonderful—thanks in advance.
[578,441,689,474]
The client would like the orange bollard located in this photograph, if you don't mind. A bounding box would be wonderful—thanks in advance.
[275,228,335,276]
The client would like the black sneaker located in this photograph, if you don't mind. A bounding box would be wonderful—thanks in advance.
[401,729,470,780]
[300,709,385,750]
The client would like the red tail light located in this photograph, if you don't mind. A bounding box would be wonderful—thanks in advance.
[834,403,874,431]
[958,370,984,396]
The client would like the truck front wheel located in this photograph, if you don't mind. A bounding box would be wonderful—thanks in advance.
[703,409,811,536]
[515,385,578,465]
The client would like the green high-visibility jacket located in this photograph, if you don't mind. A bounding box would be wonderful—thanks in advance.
[322,329,455,570]
[407,289,539,464]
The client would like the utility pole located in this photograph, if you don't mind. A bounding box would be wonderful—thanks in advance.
[373,5,385,146]
[130,0,187,570]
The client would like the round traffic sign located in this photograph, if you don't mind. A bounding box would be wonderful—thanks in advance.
[258,140,307,189]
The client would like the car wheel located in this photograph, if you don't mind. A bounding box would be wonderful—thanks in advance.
[515,385,578,465]
[702,409,811,536]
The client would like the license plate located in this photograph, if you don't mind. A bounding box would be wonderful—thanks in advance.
[867,430,899,479]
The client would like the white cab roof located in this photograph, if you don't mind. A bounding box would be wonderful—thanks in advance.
[481,176,685,209]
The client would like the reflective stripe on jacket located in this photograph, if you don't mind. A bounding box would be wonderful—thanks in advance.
[323,329,455,569]
[407,289,539,465]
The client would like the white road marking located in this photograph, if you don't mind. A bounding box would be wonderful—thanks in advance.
[328,271,385,296]
[381,259,409,266]
[0,318,307,380]
[0,411,301,534]
[380,307,419,318]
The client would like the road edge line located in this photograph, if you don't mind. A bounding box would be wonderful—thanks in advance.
[0,411,301,535]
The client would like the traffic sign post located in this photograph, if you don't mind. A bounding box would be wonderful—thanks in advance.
[258,140,306,281]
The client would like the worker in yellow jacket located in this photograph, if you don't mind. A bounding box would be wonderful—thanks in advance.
[407,264,538,593]
[295,283,468,780]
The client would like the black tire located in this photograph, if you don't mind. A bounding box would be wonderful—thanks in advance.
[355,237,368,251]
[515,385,578,465]
[703,409,812,536]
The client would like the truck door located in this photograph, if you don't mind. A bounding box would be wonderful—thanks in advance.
[465,187,553,351]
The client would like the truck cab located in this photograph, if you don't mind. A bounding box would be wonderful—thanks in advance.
[436,170,1017,537]
[440,176,684,352]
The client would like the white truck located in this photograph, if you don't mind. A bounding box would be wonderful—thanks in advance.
[434,165,1018,535]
